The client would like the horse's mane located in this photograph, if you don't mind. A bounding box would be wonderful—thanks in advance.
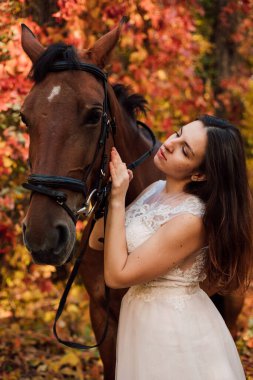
[112,84,147,119]
[31,43,148,119]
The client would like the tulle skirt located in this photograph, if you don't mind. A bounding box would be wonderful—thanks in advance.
[116,285,245,380]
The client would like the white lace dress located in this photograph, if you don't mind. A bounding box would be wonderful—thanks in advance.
[115,180,245,380]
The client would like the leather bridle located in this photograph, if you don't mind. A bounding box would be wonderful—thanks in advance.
[23,61,156,225]
[22,60,156,350]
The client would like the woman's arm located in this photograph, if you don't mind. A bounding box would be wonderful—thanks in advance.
[104,148,206,289]
[105,209,205,289]
[104,147,131,285]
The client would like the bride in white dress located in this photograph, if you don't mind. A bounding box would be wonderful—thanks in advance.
[104,115,252,380]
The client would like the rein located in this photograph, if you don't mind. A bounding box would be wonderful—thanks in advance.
[22,60,156,350]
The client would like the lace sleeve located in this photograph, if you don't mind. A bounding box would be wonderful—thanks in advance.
[140,195,205,231]
[174,196,205,218]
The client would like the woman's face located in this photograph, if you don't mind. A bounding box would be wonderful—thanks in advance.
[154,120,207,183]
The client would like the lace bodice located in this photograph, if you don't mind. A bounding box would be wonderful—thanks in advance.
[125,180,207,288]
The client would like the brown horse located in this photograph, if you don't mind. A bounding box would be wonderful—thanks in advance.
[20,22,244,380]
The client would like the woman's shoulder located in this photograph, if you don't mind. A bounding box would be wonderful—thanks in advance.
[151,181,206,217]
[177,194,205,217]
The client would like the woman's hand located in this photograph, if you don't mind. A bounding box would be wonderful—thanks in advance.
[109,147,133,203]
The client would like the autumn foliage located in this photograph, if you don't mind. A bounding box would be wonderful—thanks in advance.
[0,0,253,378]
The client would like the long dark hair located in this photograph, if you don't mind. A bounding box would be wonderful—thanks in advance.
[185,115,253,293]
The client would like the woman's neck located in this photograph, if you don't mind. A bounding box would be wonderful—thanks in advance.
[164,178,188,195]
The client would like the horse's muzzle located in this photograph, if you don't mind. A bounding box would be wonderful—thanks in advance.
[22,221,75,266]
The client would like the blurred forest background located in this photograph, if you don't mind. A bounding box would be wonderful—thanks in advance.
[0,0,253,379]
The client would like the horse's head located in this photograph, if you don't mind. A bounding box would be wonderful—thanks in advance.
[21,22,124,265]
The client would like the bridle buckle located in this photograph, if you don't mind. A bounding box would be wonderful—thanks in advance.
[77,188,97,217]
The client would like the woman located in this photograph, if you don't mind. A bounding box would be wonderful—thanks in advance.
[104,115,253,380]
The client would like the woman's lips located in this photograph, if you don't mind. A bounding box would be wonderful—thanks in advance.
[157,147,167,160]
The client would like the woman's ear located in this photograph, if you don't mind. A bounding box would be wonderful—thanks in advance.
[191,172,207,182]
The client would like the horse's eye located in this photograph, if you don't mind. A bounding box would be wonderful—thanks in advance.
[86,109,102,125]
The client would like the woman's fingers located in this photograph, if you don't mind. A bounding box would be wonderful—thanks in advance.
[109,148,133,199]
[110,147,132,182]
[109,160,125,178]
[110,148,127,175]
[109,161,115,175]
[111,147,123,165]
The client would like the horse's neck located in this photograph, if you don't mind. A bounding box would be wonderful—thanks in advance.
[115,112,150,162]
[108,86,163,204]
[108,85,154,162]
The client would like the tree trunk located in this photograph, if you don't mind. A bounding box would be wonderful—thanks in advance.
[22,0,59,26]
[201,0,243,119]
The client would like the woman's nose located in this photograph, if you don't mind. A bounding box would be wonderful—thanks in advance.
[163,139,174,153]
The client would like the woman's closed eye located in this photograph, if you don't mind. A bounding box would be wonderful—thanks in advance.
[175,130,189,158]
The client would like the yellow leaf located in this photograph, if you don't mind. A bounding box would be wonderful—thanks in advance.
[130,48,148,63]
[44,310,55,322]
[5,59,16,76]
[156,69,167,81]
[3,156,13,168]
[49,352,81,372]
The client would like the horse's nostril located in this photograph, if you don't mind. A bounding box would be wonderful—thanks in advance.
[55,224,70,255]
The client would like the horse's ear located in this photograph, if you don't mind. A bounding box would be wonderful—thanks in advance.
[21,24,45,63]
[86,17,128,68]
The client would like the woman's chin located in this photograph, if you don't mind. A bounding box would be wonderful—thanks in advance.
[153,155,166,173]
[153,154,160,167]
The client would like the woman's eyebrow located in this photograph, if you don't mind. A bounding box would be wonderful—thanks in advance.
[181,126,195,156]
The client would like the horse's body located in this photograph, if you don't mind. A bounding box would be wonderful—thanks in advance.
[21,23,244,380]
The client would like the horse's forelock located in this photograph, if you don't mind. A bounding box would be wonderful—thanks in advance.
[31,43,80,83]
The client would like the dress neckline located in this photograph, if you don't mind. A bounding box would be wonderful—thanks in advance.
[143,180,191,208]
